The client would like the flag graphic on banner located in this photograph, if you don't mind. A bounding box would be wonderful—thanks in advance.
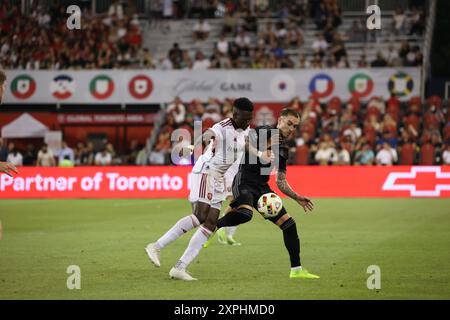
[50,75,76,100]
[309,74,334,99]
[388,72,414,97]
[129,75,153,99]
[348,73,374,98]
[11,75,36,99]
[90,75,115,100]
[269,74,296,100]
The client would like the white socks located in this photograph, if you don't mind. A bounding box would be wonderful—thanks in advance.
[225,226,237,238]
[156,214,200,250]
[176,225,212,269]
[291,266,303,271]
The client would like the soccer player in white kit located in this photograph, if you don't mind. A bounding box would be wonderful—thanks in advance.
[145,98,270,280]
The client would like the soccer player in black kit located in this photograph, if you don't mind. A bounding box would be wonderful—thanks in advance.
[215,108,319,279]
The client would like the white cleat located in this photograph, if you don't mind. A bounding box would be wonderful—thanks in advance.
[145,243,161,267]
[169,267,198,281]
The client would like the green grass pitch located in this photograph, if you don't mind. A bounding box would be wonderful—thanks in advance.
[1,198,449,299]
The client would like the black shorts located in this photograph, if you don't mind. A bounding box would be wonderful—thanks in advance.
[230,179,287,223]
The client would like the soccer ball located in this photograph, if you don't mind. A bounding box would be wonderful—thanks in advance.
[257,193,283,218]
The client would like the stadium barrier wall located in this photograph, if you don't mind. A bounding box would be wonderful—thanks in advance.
[3,68,420,104]
[1,166,449,199]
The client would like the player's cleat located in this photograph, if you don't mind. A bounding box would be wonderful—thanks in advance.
[289,268,320,279]
[226,235,241,246]
[217,228,227,244]
[169,267,198,281]
[203,232,216,248]
[145,243,161,267]
[216,228,241,246]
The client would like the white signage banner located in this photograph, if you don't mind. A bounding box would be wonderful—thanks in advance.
[3,68,421,104]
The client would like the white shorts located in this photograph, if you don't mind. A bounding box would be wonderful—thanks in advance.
[189,172,226,210]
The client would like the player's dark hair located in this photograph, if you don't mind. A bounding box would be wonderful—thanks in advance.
[0,70,6,84]
[280,108,300,119]
[233,97,254,112]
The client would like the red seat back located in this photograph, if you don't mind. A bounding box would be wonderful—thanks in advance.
[420,144,435,165]
[295,145,309,165]
[400,143,415,165]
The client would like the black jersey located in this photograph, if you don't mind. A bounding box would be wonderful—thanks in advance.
[238,125,289,186]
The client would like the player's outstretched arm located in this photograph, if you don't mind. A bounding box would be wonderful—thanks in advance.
[0,161,19,177]
[276,171,314,213]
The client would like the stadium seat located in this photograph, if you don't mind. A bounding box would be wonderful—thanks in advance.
[295,145,309,165]
[347,96,361,113]
[427,95,442,110]
[202,118,215,131]
[327,97,342,114]
[400,143,415,165]
[423,112,441,130]
[387,96,400,109]
[387,97,401,122]
[363,125,377,145]
[408,96,422,109]
[420,143,435,165]
[365,106,381,120]
[403,114,421,132]
[444,124,450,141]
[300,120,316,138]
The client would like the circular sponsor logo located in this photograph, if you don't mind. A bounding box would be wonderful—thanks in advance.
[270,74,296,100]
[388,72,414,97]
[129,75,153,99]
[10,74,36,99]
[309,74,334,99]
[348,73,374,98]
[50,75,75,100]
[90,75,115,100]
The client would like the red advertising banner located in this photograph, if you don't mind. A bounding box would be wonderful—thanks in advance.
[1,166,449,199]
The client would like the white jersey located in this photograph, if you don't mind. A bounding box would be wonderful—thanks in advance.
[192,118,249,178]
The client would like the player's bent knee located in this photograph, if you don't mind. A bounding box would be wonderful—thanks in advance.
[236,207,253,223]
[274,212,292,228]
[279,217,296,231]
[237,204,253,211]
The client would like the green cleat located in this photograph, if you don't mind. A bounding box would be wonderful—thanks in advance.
[217,228,227,245]
[203,232,216,248]
[226,236,241,246]
[290,268,320,279]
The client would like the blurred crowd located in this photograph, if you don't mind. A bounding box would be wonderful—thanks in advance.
[1,94,449,167]
[0,1,426,70]
[154,94,450,166]
[0,138,145,167]
[0,1,144,69]
[149,0,425,70]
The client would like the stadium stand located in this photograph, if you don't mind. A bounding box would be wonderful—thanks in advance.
[0,0,448,166]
